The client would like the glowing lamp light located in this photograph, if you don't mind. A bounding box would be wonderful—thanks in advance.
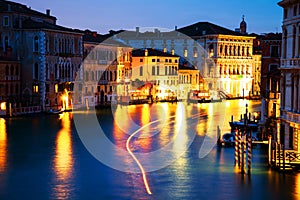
[0,102,6,110]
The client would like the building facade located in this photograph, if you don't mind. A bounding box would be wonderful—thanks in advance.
[253,33,282,131]
[278,0,300,151]
[81,31,132,107]
[116,20,258,99]
[0,0,83,112]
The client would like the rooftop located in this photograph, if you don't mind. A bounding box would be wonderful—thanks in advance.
[132,48,178,57]
[0,0,56,20]
[177,21,244,37]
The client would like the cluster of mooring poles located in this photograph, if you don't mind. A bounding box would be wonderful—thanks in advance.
[234,104,253,175]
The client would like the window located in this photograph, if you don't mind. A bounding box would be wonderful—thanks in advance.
[165,66,168,75]
[5,65,9,76]
[169,59,172,63]
[140,66,143,76]
[175,59,177,63]
[284,9,288,19]
[3,16,9,27]
[157,59,160,62]
[269,64,278,72]
[85,71,89,81]
[165,59,168,63]
[157,66,159,75]
[15,84,18,94]
[270,45,279,57]
[16,65,19,76]
[184,49,188,57]
[34,36,39,52]
[152,66,155,75]
[34,63,38,79]
[4,36,8,52]
[152,59,155,62]
[140,58,143,62]
[46,84,49,93]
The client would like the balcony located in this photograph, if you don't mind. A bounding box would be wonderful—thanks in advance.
[282,111,300,125]
[266,91,280,100]
[281,58,300,68]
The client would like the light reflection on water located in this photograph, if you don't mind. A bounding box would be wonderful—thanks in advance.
[2,100,300,199]
[0,118,7,173]
[52,112,74,200]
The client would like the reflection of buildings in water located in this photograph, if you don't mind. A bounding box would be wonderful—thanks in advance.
[0,118,7,173]
[52,112,74,199]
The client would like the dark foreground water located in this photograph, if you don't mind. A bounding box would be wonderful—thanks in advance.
[0,100,299,200]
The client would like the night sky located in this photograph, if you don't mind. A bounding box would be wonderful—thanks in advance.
[13,0,282,34]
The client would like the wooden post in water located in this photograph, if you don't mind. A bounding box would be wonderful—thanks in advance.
[9,103,12,117]
[239,130,242,168]
[274,142,277,168]
[283,144,285,172]
[247,129,252,175]
[243,135,247,174]
[268,136,272,166]
[234,129,239,165]
[278,143,281,170]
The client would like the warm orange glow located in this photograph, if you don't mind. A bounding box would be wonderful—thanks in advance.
[0,118,7,173]
[53,112,73,199]
[126,121,159,195]
[62,89,69,109]
[55,84,58,93]
[0,102,6,110]
[295,173,300,199]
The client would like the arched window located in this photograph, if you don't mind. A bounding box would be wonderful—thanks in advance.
[46,64,49,79]
[152,66,155,75]
[85,71,89,81]
[15,84,19,94]
[34,36,39,52]
[16,65,19,76]
[140,66,143,76]
[4,36,8,52]
[10,65,14,76]
[110,71,113,81]
[5,65,9,76]
[34,63,38,79]
[55,64,58,79]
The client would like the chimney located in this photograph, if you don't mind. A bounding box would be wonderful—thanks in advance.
[46,9,50,16]
[145,49,148,57]
[92,31,97,37]
[136,27,139,37]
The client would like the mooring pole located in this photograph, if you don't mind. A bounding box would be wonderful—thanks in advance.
[283,144,285,172]
[235,129,239,165]
[268,136,272,166]
[248,129,252,175]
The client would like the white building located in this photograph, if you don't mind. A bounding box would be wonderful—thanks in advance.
[116,21,257,98]
[278,0,300,151]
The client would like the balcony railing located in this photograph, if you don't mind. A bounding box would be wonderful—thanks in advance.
[267,91,280,100]
[282,111,300,124]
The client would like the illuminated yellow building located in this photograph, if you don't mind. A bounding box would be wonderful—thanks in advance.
[131,48,180,101]
[117,19,258,98]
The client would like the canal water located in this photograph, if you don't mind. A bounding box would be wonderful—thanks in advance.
[0,99,299,200]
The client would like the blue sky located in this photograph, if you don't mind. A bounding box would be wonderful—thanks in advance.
[14,0,283,34]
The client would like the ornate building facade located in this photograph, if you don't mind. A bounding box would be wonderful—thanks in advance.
[0,0,83,112]
[278,0,300,151]
[80,30,132,107]
[116,20,258,99]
